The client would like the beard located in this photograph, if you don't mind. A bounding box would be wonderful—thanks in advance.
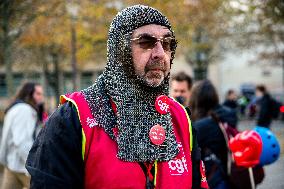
[137,60,169,88]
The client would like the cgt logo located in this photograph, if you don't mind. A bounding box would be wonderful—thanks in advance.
[168,143,189,175]
[86,117,98,128]
[158,99,169,112]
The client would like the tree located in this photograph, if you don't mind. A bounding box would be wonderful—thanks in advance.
[18,0,118,101]
[251,0,284,87]
[0,0,55,96]
[12,0,233,98]
[19,1,72,101]
[226,0,284,87]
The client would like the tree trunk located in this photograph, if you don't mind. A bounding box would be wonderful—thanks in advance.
[71,22,78,91]
[39,47,48,97]
[3,34,13,97]
[193,67,207,81]
[1,1,14,96]
[51,52,60,105]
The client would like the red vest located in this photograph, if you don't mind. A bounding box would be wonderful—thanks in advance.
[60,92,200,189]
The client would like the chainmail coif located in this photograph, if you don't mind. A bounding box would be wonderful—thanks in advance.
[82,5,179,162]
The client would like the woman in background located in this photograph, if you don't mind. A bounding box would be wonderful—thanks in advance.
[189,80,238,189]
[0,82,44,189]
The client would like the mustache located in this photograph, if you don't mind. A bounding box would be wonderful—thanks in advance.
[145,61,166,72]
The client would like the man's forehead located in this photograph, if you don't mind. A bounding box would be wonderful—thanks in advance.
[132,24,171,37]
[172,80,188,86]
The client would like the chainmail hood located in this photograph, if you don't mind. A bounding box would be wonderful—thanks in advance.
[82,5,179,162]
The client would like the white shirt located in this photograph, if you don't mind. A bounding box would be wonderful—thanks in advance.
[0,103,37,173]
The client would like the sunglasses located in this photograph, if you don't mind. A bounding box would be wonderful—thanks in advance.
[131,35,177,51]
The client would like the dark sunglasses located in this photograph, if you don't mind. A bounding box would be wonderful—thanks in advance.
[131,35,177,51]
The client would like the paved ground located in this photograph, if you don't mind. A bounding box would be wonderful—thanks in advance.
[0,119,283,188]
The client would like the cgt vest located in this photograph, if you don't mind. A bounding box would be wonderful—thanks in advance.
[60,92,204,189]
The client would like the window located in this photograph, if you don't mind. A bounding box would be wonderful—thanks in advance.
[28,73,41,82]
[13,73,24,90]
[0,74,7,97]
[81,72,93,89]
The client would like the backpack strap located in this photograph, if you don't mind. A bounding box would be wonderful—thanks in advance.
[218,122,233,175]
[217,122,239,175]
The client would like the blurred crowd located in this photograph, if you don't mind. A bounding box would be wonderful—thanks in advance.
[170,72,281,189]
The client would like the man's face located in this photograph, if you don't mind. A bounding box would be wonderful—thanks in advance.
[228,92,237,101]
[170,80,191,106]
[131,24,173,87]
[33,85,44,105]
[255,90,263,98]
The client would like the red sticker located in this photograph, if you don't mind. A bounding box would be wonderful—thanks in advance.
[149,124,166,145]
[155,95,170,114]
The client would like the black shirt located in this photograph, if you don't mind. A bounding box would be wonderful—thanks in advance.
[256,94,273,127]
[223,100,238,110]
[26,102,84,189]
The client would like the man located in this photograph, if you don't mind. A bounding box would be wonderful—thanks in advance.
[223,89,238,110]
[0,82,44,189]
[26,5,208,189]
[170,72,193,107]
[255,84,280,128]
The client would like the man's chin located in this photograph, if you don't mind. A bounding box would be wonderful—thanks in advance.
[144,77,164,87]
[144,71,168,87]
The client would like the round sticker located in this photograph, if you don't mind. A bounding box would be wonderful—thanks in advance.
[155,95,170,114]
[149,124,166,145]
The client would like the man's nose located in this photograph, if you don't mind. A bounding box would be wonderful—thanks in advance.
[151,42,166,60]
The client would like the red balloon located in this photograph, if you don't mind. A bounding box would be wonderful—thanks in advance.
[280,105,284,113]
[229,130,262,168]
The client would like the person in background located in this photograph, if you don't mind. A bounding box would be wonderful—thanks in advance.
[255,84,275,128]
[35,102,49,136]
[170,72,193,107]
[223,89,238,110]
[247,97,258,119]
[0,82,44,189]
[189,80,238,189]
[37,103,48,124]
